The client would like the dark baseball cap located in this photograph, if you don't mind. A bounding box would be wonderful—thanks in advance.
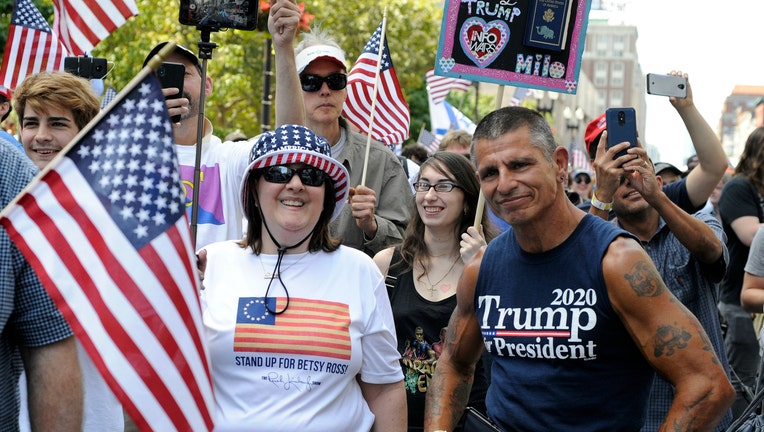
[143,42,200,70]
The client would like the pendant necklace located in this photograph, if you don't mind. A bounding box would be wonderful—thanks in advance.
[259,251,309,279]
[424,255,461,296]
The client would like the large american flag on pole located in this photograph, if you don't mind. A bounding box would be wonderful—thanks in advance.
[342,21,410,147]
[0,72,215,431]
[0,0,69,90]
[52,0,138,56]
[425,68,471,105]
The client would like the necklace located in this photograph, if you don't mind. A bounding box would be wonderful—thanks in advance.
[423,255,461,296]
[258,251,310,279]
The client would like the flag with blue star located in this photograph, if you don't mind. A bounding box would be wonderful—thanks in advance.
[0,71,216,431]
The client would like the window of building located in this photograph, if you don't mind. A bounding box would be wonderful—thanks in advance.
[610,62,624,86]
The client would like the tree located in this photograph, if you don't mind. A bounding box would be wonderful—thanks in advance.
[2,0,494,140]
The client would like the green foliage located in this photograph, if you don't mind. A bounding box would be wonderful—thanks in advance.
[1,0,496,140]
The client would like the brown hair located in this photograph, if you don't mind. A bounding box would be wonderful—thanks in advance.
[238,171,341,254]
[395,151,498,276]
[735,126,764,196]
[13,71,100,131]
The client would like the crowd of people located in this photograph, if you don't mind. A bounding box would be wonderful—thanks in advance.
[2,2,764,431]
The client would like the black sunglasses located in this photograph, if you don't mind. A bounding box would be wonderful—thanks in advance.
[574,176,591,185]
[261,165,327,187]
[300,73,347,92]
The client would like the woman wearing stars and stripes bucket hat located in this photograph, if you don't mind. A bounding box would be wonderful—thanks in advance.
[199,124,406,431]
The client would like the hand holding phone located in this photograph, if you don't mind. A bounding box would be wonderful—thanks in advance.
[605,107,637,159]
[157,62,185,123]
[646,73,687,98]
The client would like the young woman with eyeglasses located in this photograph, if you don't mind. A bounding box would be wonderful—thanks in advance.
[373,152,498,431]
[200,125,406,431]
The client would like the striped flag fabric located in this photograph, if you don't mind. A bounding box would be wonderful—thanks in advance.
[425,68,471,105]
[417,128,440,154]
[570,139,592,171]
[52,0,138,56]
[234,297,352,360]
[0,0,70,90]
[0,73,215,431]
[342,21,410,147]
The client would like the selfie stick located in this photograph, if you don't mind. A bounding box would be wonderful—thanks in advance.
[189,29,218,250]
[473,85,505,229]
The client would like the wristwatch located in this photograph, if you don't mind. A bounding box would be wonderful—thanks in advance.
[590,193,613,211]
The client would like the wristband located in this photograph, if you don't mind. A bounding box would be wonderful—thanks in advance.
[590,192,613,211]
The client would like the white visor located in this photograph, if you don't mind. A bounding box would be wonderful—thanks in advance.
[295,45,347,74]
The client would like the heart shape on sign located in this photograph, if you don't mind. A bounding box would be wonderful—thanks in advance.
[459,18,509,68]
[439,57,456,73]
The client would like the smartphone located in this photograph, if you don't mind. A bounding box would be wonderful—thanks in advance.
[646,73,687,98]
[605,107,637,159]
[157,62,185,123]
[179,0,258,30]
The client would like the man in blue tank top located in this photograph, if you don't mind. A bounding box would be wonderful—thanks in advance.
[423,107,734,431]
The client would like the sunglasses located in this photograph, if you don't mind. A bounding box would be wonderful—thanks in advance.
[300,73,348,92]
[261,165,327,187]
[574,176,591,185]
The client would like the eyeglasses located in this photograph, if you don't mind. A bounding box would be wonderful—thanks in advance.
[413,182,463,193]
[574,176,591,185]
[261,165,327,187]
[300,73,347,92]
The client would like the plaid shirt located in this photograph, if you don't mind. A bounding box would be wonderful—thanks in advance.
[0,140,72,430]
[616,212,733,431]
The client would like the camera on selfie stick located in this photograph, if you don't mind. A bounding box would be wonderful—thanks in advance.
[177,0,259,248]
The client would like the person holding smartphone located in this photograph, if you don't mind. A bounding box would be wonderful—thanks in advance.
[583,71,728,219]
[142,0,306,251]
[423,106,734,431]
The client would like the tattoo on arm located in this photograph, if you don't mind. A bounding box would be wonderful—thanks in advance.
[653,324,692,358]
[625,261,664,297]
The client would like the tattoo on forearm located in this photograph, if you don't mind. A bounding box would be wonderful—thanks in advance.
[625,261,664,297]
[653,324,692,357]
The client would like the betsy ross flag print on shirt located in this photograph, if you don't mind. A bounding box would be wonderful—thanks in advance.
[0,73,215,431]
[235,297,352,360]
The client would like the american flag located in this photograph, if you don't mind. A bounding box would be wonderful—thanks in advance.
[234,297,352,360]
[342,21,410,147]
[0,73,215,431]
[570,139,592,171]
[0,0,69,90]
[417,127,440,154]
[52,0,138,56]
[425,68,471,105]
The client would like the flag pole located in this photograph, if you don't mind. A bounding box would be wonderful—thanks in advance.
[0,42,177,220]
[360,7,388,187]
[473,84,505,229]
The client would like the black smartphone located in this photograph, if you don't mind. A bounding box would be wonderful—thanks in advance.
[605,107,637,159]
[157,62,185,123]
[179,0,258,30]
[646,73,687,98]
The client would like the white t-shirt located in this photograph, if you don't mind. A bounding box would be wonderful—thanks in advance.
[175,123,253,250]
[201,242,402,432]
